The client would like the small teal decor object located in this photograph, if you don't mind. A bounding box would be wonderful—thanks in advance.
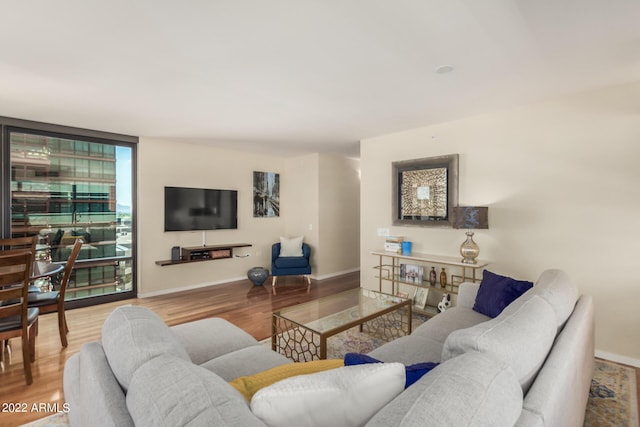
[401,241,412,254]
[247,267,269,286]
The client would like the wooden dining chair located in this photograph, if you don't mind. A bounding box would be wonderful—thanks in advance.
[0,250,38,385]
[28,239,82,348]
[0,236,39,293]
[0,236,37,270]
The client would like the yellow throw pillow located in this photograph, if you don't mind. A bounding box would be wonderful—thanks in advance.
[229,359,344,401]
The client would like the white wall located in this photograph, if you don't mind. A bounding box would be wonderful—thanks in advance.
[138,138,288,296]
[360,81,640,364]
[280,153,361,278]
[281,153,320,269]
[318,155,360,278]
[138,139,360,296]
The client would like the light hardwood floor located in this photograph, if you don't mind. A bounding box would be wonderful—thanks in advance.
[0,273,359,426]
[1,272,638,426]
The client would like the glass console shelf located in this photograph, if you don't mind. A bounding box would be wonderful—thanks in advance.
[371,250,489,316]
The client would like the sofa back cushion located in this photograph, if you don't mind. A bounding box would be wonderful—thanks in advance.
[442,295,557,393]
[365,351,523,427]
[63,342,135,427]
[127,355,265,427]
[102,306,190,391]
[529,269,579,330]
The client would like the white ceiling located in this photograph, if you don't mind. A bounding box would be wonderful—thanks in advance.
[1,0,639,158]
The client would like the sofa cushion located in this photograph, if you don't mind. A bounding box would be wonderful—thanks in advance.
[127,355,265,427]
[529,269,579,330]
[411,306,490,344]
[251,363,405,427]
[473,270,533,318]
[102,306,190,391]
[228,359,344,401]
[442,295,557,392]
[365,351,523,427]
[64,342,135,427]
[279,236,304,257]
[368,334,444,365]
[171,317,259,365]
[201,345,292,381]
[274,256,309,269]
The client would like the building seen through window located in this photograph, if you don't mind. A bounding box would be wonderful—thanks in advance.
[7,129,135,305]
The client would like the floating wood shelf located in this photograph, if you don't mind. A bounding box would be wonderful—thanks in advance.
[155,243,252,266]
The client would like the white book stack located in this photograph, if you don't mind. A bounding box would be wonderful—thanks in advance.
[384,236,403,253]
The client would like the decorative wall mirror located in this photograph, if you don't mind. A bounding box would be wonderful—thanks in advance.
[392,154,459,227]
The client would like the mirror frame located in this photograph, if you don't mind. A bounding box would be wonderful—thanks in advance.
[392,154,459,227]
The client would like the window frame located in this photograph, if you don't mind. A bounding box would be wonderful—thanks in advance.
[0,116,138,308]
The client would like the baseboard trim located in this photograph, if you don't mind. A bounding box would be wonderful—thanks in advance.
[596,349,640,368]
[138,269,360,298]
[138,276,246,298]
[312,268,360,281]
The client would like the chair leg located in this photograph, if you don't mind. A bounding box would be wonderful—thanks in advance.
[22,334,32,385]
[305,275,311,293]
[30,320,38,362]
[58,310,68,347]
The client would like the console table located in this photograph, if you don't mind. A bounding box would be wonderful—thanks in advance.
[371,250,489,315]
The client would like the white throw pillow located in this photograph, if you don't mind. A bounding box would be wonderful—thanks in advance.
[279,236,304,257]
[251,363,405,427]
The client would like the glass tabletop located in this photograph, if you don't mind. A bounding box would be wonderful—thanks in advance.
[31,261,64,280]
[274,288,409,335]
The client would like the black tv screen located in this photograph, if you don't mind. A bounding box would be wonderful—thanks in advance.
[164,187,238,231]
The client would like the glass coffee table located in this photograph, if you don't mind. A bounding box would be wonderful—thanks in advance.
[272,288,411,362]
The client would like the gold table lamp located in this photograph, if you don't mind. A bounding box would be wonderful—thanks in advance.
[452,206,489,264]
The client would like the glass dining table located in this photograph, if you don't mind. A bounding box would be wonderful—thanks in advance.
[0,251,64,290]
[31,261,64,280]
[30,261,64,292]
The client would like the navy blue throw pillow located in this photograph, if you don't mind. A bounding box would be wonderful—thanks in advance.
[344,353,439,388]
[473,270,534,318]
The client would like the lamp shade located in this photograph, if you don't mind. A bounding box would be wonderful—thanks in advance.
[452,207,489,229]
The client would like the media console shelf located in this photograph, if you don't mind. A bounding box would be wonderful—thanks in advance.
[155,243,252,266]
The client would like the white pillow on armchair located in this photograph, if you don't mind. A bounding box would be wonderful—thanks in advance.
[279,236,304,257]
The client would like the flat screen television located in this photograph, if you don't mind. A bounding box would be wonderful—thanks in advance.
[164,186,238,232]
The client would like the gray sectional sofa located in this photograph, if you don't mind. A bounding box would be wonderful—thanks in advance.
[63,269,594,426]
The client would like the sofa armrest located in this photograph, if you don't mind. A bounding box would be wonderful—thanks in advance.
[457,282,480,309]
[271,243,280,263]
[516,295,595,427]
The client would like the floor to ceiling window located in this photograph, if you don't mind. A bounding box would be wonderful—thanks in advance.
[1,118,137,307]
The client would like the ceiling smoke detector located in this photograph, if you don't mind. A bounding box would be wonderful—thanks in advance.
[435,65,454,74]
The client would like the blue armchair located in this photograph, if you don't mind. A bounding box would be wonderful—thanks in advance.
[271,242,312,292]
